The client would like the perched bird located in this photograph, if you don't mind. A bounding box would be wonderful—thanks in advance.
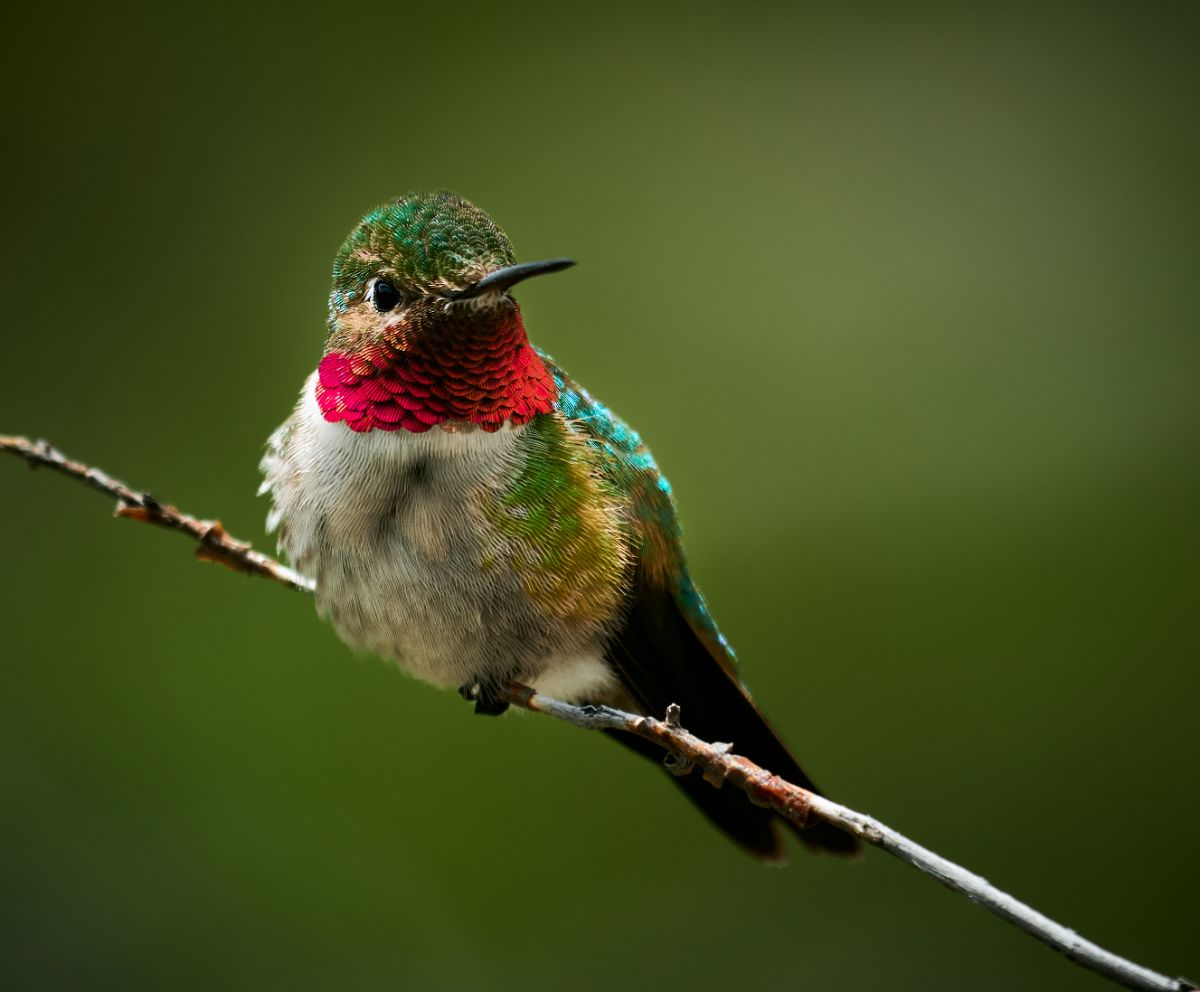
[261,191,857,862]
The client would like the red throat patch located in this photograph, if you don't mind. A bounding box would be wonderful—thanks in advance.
[314,310,557,434]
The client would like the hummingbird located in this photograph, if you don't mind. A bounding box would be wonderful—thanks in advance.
[260,191,857,862]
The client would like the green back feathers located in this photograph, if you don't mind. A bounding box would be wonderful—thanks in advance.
[542,354,740,668]
[479,413,628,628]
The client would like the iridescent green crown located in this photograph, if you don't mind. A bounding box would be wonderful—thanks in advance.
[329,191,515,320]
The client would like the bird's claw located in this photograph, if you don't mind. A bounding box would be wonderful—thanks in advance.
[458,681,510,717]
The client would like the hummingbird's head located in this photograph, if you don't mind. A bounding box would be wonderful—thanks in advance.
[315,191,571,434]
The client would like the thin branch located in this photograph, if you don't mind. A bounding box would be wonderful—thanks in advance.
[502,688,1195,992]
[1,435,313,593]
[2,433,1194,992]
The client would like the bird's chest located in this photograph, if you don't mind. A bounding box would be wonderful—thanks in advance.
[302,432,494,575]
[263,380,631,694]
[286,433,528,673]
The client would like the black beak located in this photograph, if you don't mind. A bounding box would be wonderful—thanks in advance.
[448,257,576,300]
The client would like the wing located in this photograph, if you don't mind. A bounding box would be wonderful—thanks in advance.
[543,354,859,861]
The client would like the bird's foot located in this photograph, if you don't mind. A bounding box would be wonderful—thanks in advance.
[458,681,510,717]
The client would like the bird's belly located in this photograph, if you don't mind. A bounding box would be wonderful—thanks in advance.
[311,512,572,690]
[262,382,621,697]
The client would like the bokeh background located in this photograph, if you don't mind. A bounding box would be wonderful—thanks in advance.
[2,2,1197,989]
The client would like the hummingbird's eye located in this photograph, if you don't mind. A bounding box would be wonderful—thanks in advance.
[371,279,403,313]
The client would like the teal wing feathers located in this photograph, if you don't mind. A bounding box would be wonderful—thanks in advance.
[541,352,736,668]
[540,351,859,860]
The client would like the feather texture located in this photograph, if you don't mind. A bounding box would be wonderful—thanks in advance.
[261,191,857,860]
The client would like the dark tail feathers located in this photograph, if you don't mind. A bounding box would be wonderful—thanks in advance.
[602,572,859,862]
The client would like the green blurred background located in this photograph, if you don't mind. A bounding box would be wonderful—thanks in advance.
[2,2,1197,989]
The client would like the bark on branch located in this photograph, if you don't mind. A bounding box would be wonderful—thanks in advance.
[2,433,1194,992]
[1,434,313,592]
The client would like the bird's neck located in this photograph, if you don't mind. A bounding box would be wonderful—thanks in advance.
[315,307,556,434]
